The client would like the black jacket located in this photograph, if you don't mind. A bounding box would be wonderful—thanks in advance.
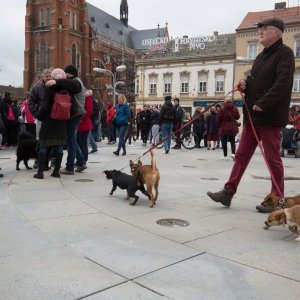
[159,99,176,124]
[244,39,295,127]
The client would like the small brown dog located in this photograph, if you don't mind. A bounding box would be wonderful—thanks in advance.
[259,193,300,211]
[264,205,300,242]
[129,149,160,207]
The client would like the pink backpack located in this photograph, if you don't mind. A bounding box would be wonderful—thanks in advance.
[7,105,15,121]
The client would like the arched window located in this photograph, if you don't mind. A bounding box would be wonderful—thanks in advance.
[71,43,77,65]
[40,8,44,27]
[40,40,49,71]
[46,8,51,26]
[76,52,81,73]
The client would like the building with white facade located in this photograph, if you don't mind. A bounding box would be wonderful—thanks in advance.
[135,33,236,113]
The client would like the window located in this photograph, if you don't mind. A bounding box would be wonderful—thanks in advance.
[46,8,51,26]
[295,40,300,57]
[40,8,44,26]
[71,12,76,30]
[248,43,258,60]
[36,40,49,72]
[216,74,224,92]
[164,75,172,93]
[71,44,77,65]
[135,78,139,94]
[76,52,81,74]
[199,74,207,93]
[180,75,189,93]
[293,73,300,92]
[149,77,157,94]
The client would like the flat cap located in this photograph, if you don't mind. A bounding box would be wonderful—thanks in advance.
[257,18,285,32]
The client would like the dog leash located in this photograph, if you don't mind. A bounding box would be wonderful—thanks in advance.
[235,81,285,205]
[141,87,240,157]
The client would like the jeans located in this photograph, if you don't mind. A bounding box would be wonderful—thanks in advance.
[225,124,283,196]
[116,124,128,153]
[89,131,98,151]
[161,122,173,151]
[77,130,89,164]
[40,145,63,154]
[66,115,82,171]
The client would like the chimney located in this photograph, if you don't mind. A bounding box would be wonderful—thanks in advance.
[274,2,286,10]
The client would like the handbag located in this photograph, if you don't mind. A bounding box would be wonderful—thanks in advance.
[50,90,71,120]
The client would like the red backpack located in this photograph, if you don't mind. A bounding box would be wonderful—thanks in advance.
[6,105,15,121]
[50,90,71,120]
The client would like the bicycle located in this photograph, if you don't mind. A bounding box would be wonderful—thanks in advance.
[153,130,199,150]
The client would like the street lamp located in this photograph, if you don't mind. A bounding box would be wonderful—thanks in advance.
[93,65,126,106]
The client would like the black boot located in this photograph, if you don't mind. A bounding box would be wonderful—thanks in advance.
[51,153,63,178]
[33,153,46,179]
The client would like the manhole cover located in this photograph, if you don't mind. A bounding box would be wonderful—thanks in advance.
[156,219,190,227]
[182,165,196,168]
[0,157,10,160]
[129,153,139,156]
[201,177,219,181]
[88,161,101,164]
[197,159,207,161]
[74,179,94,182]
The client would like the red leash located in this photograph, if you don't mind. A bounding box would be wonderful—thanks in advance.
[236,82,284,199]
[142,87,240,157]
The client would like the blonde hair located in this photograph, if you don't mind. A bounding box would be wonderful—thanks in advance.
[118,94,126,103]
[225,96,232,102]
[85,89,93,97]
[51,68,66,80]
[195,106,202,112]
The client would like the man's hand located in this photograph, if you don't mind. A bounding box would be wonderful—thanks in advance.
[253,105,263,112]
[46,80,56,87]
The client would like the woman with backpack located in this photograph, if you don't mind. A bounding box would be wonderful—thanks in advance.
[1,92,15,147]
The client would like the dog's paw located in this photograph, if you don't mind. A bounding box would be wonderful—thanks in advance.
[16,168,20,171]
[27,167,32,170]
[109,193,113,196]
[129,201,136,206]
[295,236,300,242]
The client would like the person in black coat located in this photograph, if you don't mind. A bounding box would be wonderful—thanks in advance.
[34,68,81,179]
[193,106,206,148]
[207,18,295,211]
[139,105,152,146]
[159,96,176,154]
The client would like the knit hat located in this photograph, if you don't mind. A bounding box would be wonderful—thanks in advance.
[64,64,78,78]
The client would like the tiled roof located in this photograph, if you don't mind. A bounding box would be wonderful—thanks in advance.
[86,2,166,51]
[86,2,137,48]
[237,6,300,31]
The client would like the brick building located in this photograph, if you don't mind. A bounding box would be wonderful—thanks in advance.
[24,0,167,103]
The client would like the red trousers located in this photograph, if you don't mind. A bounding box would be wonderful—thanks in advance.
[225,123,284,197]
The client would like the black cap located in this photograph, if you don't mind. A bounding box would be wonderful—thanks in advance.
[164,96,172,101]
[257,18,285,32]
[64,64,78,78]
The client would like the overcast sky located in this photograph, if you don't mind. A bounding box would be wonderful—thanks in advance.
[0,0,294,87]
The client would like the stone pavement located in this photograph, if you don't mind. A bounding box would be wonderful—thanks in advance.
[0,140,300,300]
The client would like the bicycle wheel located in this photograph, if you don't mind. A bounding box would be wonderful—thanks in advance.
[181,131,198,149]
[153,132,164,149]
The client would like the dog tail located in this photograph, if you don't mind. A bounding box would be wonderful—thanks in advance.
[150,148,157,170]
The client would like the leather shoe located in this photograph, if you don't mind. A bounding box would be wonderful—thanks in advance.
[113,151,119,156]
[256,204,274,213]
[207,188,233,207]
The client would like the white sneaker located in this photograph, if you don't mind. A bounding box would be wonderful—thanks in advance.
[220,156,228,160]
[231,154,235,161]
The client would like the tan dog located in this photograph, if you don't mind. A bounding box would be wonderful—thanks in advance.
[260,193,300,211]
[129,149,160,207]
[264,205,300,242]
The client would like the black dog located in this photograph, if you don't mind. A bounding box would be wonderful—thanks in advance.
[104,169,150,205]
[16,131,39,170]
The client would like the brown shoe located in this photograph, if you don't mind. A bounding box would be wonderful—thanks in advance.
[207,188,233,207]
[256,204,274,213]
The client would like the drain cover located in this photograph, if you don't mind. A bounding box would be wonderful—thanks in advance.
[182,165,196,168]
[156,219,190,227]
[74,179,94,182]
[201,177,218,181]
[88,161,101,164]
[197,159,207,161]
[252,175,300,181]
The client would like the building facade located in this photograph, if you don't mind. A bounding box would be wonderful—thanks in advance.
[24,0,165,104]
[135,33,236,112]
